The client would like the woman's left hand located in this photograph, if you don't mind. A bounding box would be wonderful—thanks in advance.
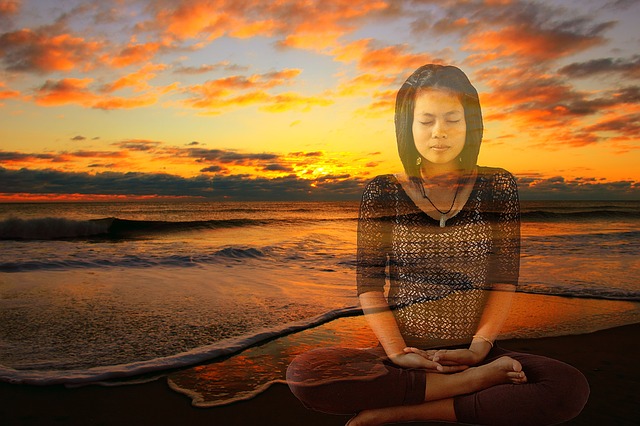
[403,347,485,367]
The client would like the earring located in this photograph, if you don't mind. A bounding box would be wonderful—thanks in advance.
[459,157,463,163]
[416,156,422,166]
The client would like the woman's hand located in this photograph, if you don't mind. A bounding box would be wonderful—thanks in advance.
[403,347,485,368]
[389,352,468,373]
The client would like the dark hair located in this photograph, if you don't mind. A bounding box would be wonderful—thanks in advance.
[395,64,483,178]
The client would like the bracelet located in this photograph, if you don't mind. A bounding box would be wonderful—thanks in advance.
[473,334,494,348]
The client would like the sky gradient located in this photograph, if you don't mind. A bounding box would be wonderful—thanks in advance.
[0,0,638,201]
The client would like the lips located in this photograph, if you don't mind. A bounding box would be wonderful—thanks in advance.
[430,145,450,151]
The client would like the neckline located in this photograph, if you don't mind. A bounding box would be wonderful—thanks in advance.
[392,168,482,225]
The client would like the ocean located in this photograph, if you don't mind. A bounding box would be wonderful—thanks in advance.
[0,199,639,406]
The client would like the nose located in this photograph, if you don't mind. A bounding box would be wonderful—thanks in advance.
[432,121,447,139]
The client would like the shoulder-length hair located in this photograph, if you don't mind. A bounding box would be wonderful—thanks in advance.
[395,64,483,178]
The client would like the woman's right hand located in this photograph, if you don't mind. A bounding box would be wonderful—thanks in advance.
[388,352,468,372]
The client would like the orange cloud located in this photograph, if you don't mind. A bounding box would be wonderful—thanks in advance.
[0,28,102,73]
[466,24,607,64]
[0,81,19,101]
[101,63,168,93]
[337,73,397,96]
[278,31,344,52]
[359,44,433,72]
[354,89,396,117]
[108,42,164,68]
[146,0,388,52]
[259,92,333,112]
[333,39,442,73]
[0,0,20,16]
[92,94,159,110]
[150,2,241,41]
[332,38,370,63]
[585,112,640,144]
[187,69,301,100]
[230,19,280,39]
[182,69,330,113]
[34,78,95,106]
[32,73,177,110]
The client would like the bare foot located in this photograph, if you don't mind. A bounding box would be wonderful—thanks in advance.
[345,357,527,426]
[476,356,527,387]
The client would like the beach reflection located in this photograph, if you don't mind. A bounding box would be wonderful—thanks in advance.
[167,315,378,407]
[168,294,639,407]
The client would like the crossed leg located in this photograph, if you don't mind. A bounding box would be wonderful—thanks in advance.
[347,356,526,426]
[287,345,588,426]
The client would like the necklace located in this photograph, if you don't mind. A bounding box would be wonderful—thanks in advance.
[417,175,463,227]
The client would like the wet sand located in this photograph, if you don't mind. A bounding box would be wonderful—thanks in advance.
[1,322,638,425]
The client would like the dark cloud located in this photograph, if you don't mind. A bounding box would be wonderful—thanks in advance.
[71,135,86,141]
[0,166,367,200]
[0,0,19,31]
[584,113,640,137]
[480,65,640,141]
[87,163,114,168]
[558,55,640,79]
[314,173,351,182]
[290,151,323,157]
[0,149,124,164]
[517,175,639,200]
[0,151,56,161]
[188,148,279,164]
[605,0,639,10]
[0,167,214,197]
[2,166,636,201]
[207,173,367,200]
[200,165,225,173]
[67,150,122,158]
[263,163,293,172]
[411,1,614,67]
[113,140,162,152]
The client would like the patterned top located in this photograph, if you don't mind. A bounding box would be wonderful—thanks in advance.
[356,167,520,348]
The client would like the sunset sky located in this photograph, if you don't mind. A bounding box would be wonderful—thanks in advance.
[0,0,638,201]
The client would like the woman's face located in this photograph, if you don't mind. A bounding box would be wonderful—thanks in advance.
[412,89,466,168]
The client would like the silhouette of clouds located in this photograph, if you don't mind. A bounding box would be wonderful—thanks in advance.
[113,140,162,152]
[200,165,225,173]
[1,166,637,201]
[517,175,639,200]
[558,55,640,79]
[0,166,366,200]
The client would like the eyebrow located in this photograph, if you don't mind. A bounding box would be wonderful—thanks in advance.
[417,111,463,117]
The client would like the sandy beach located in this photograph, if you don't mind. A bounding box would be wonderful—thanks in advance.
[1,322,638,426]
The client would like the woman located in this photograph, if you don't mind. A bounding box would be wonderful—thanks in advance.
[287,64,589,425]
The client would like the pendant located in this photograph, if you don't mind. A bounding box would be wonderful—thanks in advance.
[440,215,446,228]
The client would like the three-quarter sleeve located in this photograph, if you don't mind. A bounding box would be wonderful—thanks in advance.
[487,170,521,287]
[356,175,394,295]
